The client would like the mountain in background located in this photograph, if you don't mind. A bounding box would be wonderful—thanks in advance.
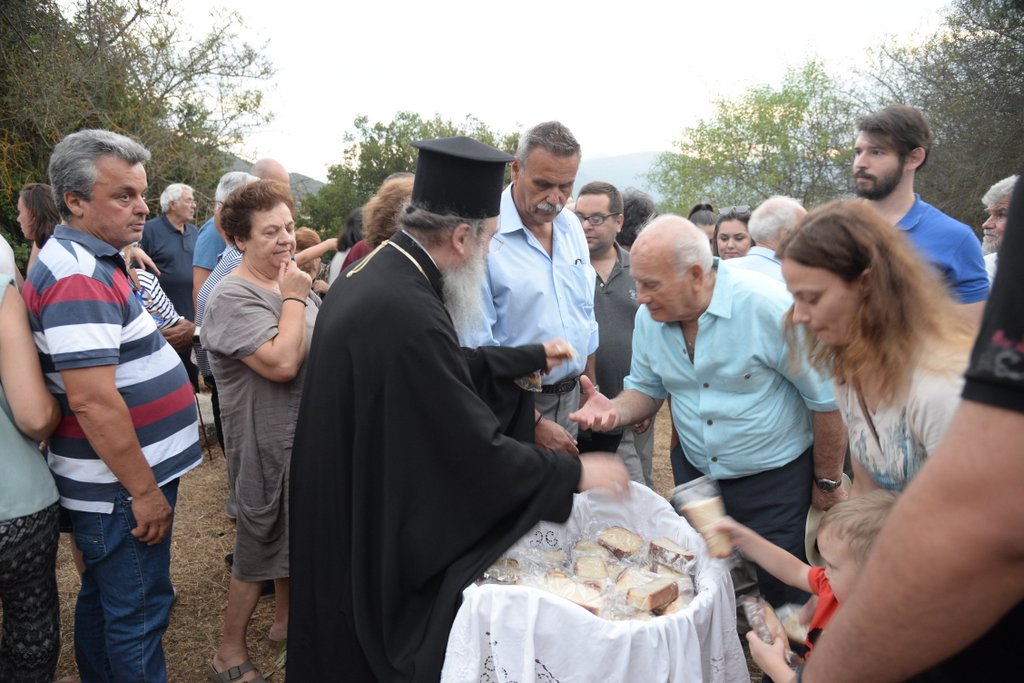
[576,152,662,202]
[227,156,324,204]
[239,150,664,205]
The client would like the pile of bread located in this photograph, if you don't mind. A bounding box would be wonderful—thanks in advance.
[479,526,697,620]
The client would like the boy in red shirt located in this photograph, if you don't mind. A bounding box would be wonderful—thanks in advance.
[713,490,897,680]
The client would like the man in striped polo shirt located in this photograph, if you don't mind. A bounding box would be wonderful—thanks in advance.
[24,129,201,683]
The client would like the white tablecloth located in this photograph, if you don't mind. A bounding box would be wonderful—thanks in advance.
[442,483,750,682]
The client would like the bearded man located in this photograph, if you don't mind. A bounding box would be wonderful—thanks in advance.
[853,105,987,322]
[286,136,628,682]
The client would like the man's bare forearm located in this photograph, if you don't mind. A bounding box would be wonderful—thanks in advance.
[810,410,846,479]
[63,366,159,498]
[611,389,662,430]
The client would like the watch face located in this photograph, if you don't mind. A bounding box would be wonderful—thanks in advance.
[816,478,841,492]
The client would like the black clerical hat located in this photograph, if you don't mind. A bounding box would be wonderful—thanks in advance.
[410,137,513,219]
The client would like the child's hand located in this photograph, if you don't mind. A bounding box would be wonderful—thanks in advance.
[746,630,796,682]
[708,516,747,549]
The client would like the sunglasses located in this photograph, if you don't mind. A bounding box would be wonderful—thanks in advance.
[718,205,751,216]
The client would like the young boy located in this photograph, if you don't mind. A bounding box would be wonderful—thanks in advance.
[712,490,898,682]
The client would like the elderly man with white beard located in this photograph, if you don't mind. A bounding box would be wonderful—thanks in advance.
[287,136,628,683]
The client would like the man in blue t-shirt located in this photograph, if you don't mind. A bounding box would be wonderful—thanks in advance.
[852,104,988,324]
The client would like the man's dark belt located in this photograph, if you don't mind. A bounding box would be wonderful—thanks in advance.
[541,376,578,394]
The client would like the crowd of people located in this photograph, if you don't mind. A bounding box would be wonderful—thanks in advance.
[0,102,1020,683]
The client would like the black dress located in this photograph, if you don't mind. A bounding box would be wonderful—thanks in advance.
[287,231,582,682]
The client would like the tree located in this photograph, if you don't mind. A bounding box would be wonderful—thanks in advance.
[861,0,1024,226]
[0,0,273,266]
[300,112,518,236]
[647,60,858,215]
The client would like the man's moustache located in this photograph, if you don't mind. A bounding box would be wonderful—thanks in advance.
[536,202,564,213]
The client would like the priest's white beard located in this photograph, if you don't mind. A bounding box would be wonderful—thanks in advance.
[443,241,487,342]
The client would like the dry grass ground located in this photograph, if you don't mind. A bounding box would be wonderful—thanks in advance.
[49,403,759,682]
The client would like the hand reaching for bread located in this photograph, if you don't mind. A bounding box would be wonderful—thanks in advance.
[578,454,630,499]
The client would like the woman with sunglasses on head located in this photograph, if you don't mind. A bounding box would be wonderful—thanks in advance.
[713,205,755,259]
[778,199,974,495]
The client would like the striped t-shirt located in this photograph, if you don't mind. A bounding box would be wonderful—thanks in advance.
[135,268,183,329]
[23,225,201,513]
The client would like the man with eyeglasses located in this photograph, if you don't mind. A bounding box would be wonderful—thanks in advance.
[574,180,655,486]
[464,121,598,455]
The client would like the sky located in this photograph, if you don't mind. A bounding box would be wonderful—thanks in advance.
[179,0,951,182]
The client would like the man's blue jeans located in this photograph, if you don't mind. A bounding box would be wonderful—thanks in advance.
[68,479,178,683]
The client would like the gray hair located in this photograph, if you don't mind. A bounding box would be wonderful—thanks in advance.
[515,121,581,166]
[749,196,805,245]
[48,129,151,220]
[215,172,259,205]
[159,183,194,212]
[982,175,1018,208]
[398,206,485,248]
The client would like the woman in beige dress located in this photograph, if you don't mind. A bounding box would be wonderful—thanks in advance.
[202,180,319,683]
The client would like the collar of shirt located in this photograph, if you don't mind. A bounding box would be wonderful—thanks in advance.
[53,224,121,258]
[701,257,733,323]
[896,193,924,231]
[498,184,585,245]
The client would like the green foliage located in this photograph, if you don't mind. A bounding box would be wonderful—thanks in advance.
[648,60,858,215]
[0,0,273,268]
[862,0,1024,226]
[300,112,518,236]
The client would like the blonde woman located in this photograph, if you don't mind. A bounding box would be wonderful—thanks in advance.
[778,199,975,494]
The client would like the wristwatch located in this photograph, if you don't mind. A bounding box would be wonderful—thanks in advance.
[814,476,843,492]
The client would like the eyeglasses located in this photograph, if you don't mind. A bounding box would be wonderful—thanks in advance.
[575,212,621,226]
[718,205,750,217]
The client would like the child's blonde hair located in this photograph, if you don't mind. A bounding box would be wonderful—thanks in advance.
[817,490,899,565]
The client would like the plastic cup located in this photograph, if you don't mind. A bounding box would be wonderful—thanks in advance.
[671,476,732,559]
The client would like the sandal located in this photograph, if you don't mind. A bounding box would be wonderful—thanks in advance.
[207,660,268,683]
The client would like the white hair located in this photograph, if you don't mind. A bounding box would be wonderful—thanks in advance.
[748,196,805,245]
[159,183,194,212]
[982,175,1018,209]
[215,172,259,205]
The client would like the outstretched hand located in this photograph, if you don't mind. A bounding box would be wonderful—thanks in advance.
[569,375,618,432]
[578,453,630,499]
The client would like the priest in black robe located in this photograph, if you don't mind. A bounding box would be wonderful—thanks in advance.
[286,136,628,682]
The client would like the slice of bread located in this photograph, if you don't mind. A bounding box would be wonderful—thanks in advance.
[573,539,613,559]
[626,577,680,612]
[543,576,602,615]
[575,556,610,583]
[597,526,643,558]
[650,536,695,566]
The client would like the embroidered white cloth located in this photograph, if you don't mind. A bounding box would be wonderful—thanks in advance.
[442,483,750,682]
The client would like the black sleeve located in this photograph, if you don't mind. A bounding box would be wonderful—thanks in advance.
[962,168,1024,413]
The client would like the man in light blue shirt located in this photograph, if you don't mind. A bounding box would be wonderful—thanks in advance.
[572,215,848,606]
[727,196,805,284]
[464,122,598,454]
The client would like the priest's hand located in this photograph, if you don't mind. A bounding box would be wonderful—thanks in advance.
[569,376,618,432]
[541,338,576,373]
[535,417,579,456]
[633,418,652,434]
[578,454,630,499]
